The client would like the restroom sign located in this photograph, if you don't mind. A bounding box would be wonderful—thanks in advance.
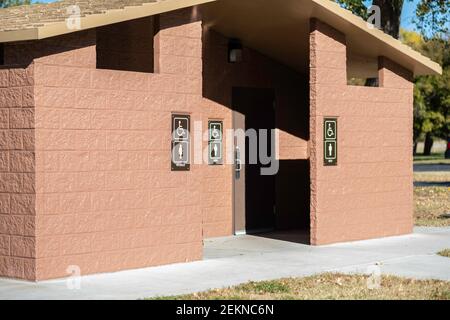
[171,114,190,171]
[208,120,223,165]
[324,118,337,166]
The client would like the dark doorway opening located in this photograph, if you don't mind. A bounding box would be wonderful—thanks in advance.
[232,87,310,244]
[232,87,276,234]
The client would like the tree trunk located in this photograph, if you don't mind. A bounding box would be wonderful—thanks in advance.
[423,132,434,156]
[413,140,419,156]
[372,0,404,39]
[445,137,450,159]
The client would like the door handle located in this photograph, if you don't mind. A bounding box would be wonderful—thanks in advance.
[235,147,241,175]
[235,159,242,172]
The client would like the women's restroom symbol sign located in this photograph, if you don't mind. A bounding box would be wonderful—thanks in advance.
[324,118,338,166]
[209,121,223,165]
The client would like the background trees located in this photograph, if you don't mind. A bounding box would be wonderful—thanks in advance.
[0,1,30,8]
[335,0,449,38]
[402,30,449,155]
[335,0,449,155]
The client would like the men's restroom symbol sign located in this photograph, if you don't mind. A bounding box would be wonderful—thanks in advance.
[325,141,336,160]
[210,141,222,160]
[172,141,189,164]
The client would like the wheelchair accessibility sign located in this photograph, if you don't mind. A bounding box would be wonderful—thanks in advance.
[324,118,337,166]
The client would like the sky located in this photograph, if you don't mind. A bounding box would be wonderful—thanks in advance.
[32,0,421,32]
[400,0,421,32]
[363,0,419,31]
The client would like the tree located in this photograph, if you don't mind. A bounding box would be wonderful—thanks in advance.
[401,29,449,155]
[0,0,31,8]
[335,0,449,39]
[335,1,449,155]
[373,0,404,38]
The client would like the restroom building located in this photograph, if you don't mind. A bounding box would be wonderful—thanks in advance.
[0,0,441,280]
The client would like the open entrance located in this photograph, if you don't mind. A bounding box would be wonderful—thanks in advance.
[233,87,276,234]
[232,87,310,243]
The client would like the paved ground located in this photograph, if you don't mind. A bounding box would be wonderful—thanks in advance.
[0,227,449,300]
[414,164,450,172]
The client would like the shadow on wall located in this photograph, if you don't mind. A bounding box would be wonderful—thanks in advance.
[202,30,309,142]
[276,160,310,231]
[3,31,97,68]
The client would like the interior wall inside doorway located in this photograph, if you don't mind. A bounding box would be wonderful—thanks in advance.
[276,160,310,230]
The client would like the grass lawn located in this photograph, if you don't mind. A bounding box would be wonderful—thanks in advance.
[413,153,449,227]
[414,187,450,227]
[414,173,450,183]
[414,153,450,165]
[438,249,450,258]
[151,273,450,300]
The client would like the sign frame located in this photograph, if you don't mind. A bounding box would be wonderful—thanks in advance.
[208,120,224,165]
[324,117,338,166]
[171,114,191,171]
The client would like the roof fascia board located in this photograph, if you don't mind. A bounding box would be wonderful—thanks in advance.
[0,0,215,43]
[312,0,442,75]
[0,28,39,43]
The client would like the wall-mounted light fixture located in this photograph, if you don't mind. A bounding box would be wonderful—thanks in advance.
[228,39,243,63]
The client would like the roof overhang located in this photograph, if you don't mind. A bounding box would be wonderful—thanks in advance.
[0,0,442,77]
[0,0,214,42]
[201,0,442,76]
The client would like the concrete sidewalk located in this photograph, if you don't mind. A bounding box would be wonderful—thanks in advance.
[0,227,449,300]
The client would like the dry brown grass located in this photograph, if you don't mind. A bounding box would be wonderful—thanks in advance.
[152,273,450,300]
[414,186,450,227]
[414,172,450,183]
[438,249,450,258]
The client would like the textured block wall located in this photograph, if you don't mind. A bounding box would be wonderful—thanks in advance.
[0,8,205,281]
[0,60,36,279]
[31,9,203,280]
[309,19,414,245]
[97,16,155,73]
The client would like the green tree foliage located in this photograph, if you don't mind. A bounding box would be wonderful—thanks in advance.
[334,0,449,38]
[401,30,449,153]
[335,0,449,154]
[334,0,369,20]
[0,0,31,8]
[415,0,450,35]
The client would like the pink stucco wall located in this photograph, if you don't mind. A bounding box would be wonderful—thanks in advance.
[32,9,205,280]
[309,19,414,245]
